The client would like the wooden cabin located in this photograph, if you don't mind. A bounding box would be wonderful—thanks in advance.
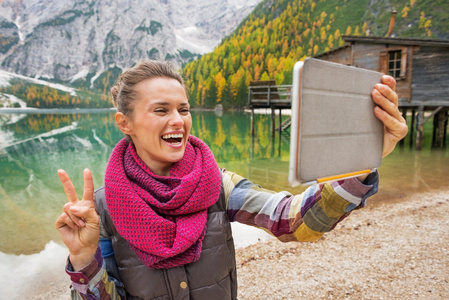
[315,36,449,150]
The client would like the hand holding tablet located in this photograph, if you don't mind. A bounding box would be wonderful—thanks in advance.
[288,58,385,186]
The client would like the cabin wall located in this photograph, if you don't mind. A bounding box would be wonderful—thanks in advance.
[315,47,351,65]
[351,43,412,102]
[352,43,384,71]
[411,46,449,103]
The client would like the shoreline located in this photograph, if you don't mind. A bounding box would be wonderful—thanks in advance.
[13,187,449,300]
[0,107,117,114]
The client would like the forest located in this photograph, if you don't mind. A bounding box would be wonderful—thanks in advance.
[0,80,111,109]
[182,0,444,109]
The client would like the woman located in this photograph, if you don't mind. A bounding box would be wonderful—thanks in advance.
[56,60,408,299]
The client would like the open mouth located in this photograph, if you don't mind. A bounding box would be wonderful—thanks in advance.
[162,133,184,145]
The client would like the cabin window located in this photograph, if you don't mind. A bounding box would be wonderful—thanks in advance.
[388,50,402,78]
[379,47,408,79]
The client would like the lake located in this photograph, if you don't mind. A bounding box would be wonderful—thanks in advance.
[0,109,448,297]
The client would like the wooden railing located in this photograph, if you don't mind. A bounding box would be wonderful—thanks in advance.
[248,81,292,108]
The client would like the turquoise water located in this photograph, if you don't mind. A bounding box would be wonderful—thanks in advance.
[0,110,447,256]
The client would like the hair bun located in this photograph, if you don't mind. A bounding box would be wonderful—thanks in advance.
[110,82,121,107]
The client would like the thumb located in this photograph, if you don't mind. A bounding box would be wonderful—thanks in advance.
[70,205,99,225]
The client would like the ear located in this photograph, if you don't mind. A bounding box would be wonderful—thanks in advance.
[115,112,134,135]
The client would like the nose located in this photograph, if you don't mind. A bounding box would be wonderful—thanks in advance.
[169,110,184,127]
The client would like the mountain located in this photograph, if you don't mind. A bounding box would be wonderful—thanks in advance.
[2,0,449,110]
[0,0,261,85]
[183,0,449,108]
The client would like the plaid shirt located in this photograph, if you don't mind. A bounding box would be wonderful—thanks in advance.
[66,170,378,299]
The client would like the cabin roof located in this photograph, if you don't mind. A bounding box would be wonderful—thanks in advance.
[313,44,351,58]
[314,35,449,59]
[342,35,449,47]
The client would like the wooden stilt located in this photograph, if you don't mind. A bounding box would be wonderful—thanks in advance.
[251,108,255,137]
[432,111,438,148]
[436,110,448,148]
[444,110,448,147]
[278,109,282,137]
[278,134,282,157]
[251,134,255,159]
[409,109,415,149]
[416,106,424,151]
[425,106,444,149]
[400,108,407,147]
[271,107,275,137]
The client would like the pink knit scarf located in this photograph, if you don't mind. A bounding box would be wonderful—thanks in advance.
[104,135,221,269]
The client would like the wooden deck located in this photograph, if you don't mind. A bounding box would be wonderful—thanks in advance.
[247,81,292,109]
[247,81,292,137]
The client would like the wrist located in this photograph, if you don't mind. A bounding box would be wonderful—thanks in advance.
[69,247,97,271]
[356,173,369,182]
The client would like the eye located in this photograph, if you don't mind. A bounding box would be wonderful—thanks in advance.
[154,108,168,114]
[179,108,190,115]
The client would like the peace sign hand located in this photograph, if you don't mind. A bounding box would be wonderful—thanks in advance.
[55,168,100,271]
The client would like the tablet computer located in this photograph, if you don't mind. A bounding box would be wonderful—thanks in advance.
[288,58,384,186]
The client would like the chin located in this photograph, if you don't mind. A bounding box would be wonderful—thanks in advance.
[167,152,186,163]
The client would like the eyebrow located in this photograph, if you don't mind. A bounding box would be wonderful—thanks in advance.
[150,101,189,107]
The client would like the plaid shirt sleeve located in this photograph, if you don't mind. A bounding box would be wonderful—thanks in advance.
[65,246,125,300]
[223,169,378,242]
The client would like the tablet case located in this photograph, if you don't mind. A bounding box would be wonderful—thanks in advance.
[288,58,384,186]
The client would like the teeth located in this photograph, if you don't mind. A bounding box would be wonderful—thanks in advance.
[162,133,183,139]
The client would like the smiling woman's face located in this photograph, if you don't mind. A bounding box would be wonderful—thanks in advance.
[116,77,192,176]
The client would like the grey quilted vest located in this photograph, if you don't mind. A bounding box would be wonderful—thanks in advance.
[95,183,238,300]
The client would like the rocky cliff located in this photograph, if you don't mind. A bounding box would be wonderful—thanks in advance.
[0,0,260,82]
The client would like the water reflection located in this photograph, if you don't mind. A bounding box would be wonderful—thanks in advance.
[0,110,447,256]
[375,148,449,205]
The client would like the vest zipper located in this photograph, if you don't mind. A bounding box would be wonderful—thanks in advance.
[163,269,174,300]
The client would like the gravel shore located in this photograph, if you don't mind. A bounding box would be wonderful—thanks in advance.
[236,188,449,299]
[24,188,449,300]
